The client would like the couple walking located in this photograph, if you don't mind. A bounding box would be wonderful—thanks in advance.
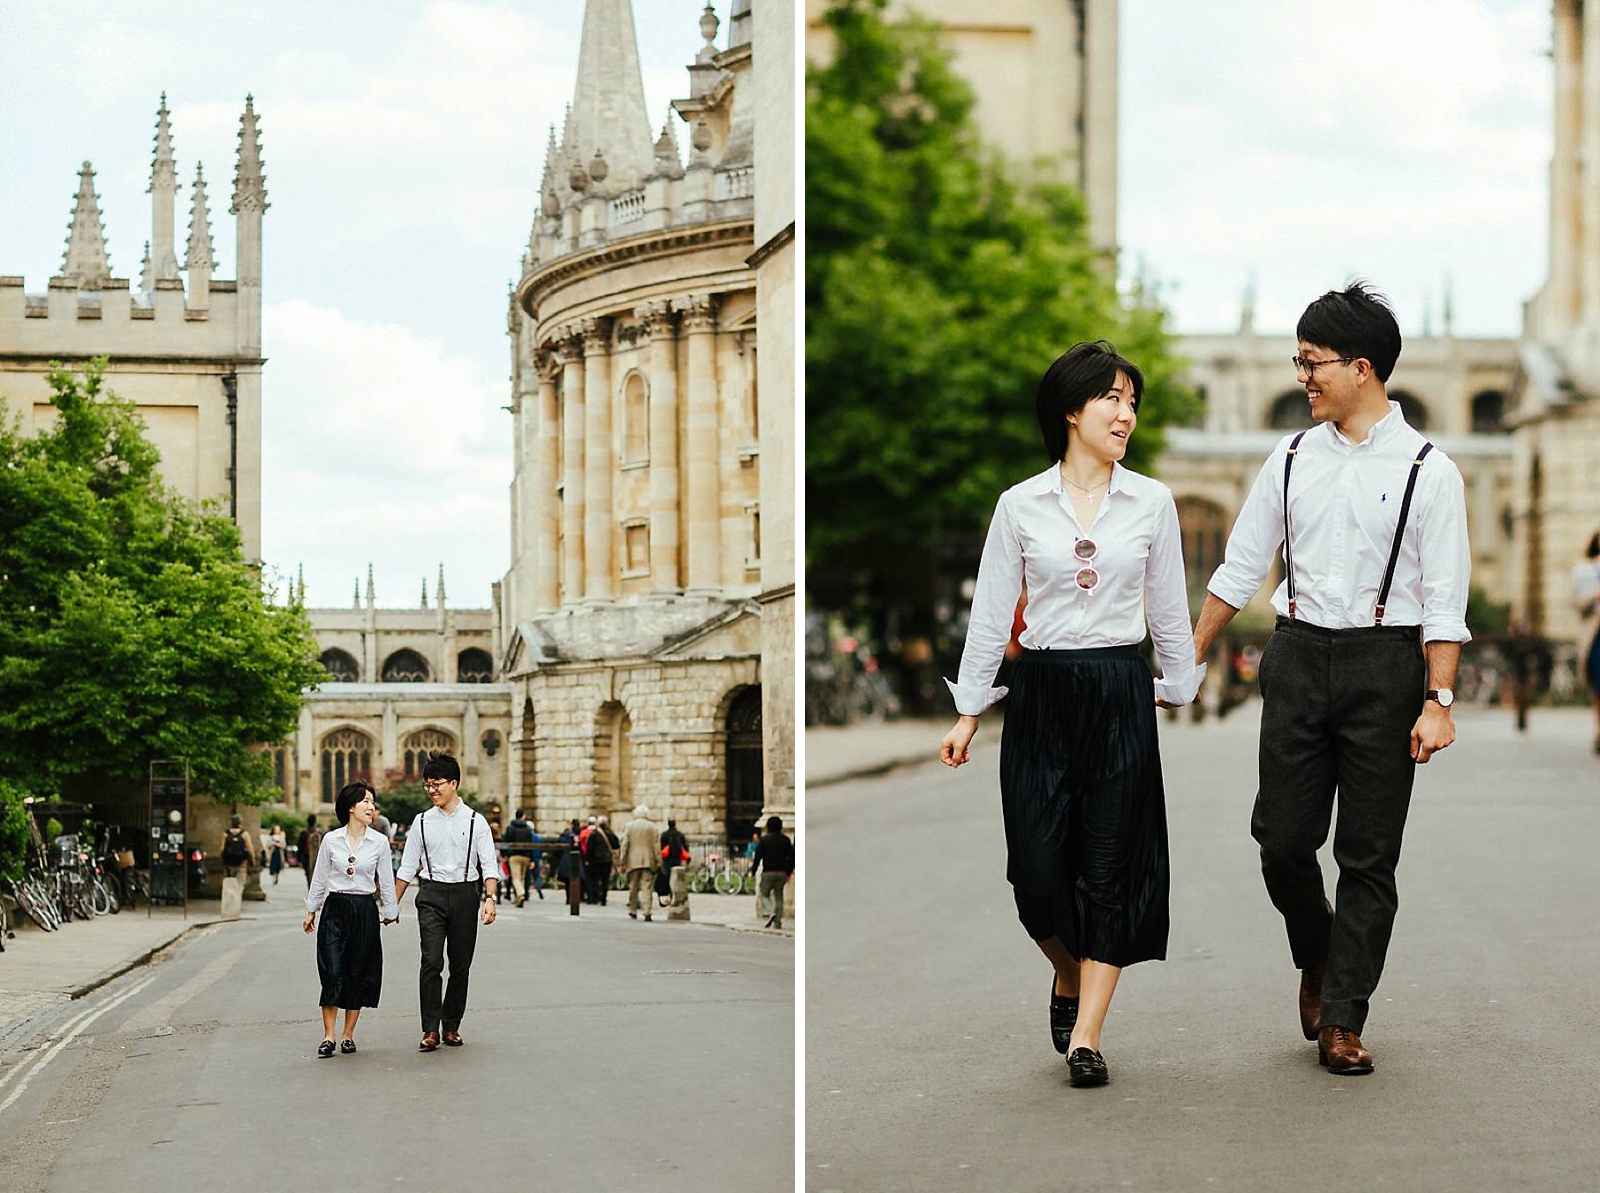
[942,283,1470,1087]
[302,755,499,1055]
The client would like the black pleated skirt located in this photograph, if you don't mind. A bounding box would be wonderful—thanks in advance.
[999,646,1169,968]
[316,892,383,1009]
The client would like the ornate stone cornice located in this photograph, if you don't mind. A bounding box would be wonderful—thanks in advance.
[673,293,717,333]
[579,315,611,355]
[518,219,752,321]
[634,299,676,339]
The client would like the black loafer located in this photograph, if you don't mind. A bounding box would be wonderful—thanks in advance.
[340,1039,356,1055]
[1067,1047,1109,1087]
[317,1039,336,1059]
[1049,978,1079,1055]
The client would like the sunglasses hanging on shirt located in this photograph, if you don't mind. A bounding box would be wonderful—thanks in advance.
[1073,537,1100,595]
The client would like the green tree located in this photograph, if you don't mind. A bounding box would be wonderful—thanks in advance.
[806,0,1194,643]
[0,361,324,805]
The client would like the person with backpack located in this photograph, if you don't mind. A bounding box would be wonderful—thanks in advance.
[503,809,536,907]
[220,815,254,887]
[583,814,615,905]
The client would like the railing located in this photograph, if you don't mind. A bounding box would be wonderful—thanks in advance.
[715,166,754,200]
[609,189,646,226]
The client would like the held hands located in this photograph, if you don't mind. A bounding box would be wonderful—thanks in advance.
[940,716,979,768]
[302,912,315,934]
[1411,703,1456,763]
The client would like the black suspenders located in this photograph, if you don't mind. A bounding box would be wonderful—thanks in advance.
[1281,428,1434,626]
[418,809,478,883]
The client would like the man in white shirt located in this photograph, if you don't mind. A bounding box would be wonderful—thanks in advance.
[1193,283,1471,1077]
[393,754,500,1052]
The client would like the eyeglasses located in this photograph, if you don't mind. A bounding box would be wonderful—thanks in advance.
[1073,537,1100,594]
[423,780,454,791]
[1291,355,1354,376]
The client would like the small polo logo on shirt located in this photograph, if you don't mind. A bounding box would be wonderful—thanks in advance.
[1381,493,1388,502]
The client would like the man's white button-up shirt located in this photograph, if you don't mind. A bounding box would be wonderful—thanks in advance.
[396,803,499,885]
[1206,403,1471,642]
[947,462,1205,715]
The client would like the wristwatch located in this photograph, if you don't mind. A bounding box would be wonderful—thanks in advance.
[1426,688,1455,709]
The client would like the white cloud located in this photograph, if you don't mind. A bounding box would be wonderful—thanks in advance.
[260,298,512,607]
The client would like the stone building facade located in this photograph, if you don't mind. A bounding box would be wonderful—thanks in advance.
[499,1,789,843]
[273,567,513,815]
[1507,0,1600,644]
[0,96,268,563]
[804,0,1119,256]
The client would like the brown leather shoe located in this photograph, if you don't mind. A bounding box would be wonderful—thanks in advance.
[1317,1026,1374,1075]
[419,1031,440,1052]
[442,1029,464,1047]
[1299,962,1326,1041]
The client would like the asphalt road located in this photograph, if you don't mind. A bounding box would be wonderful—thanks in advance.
[805,704,1600,1192]
[0,883,793,1192]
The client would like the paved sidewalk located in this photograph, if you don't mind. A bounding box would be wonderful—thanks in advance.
[805,715,963,787]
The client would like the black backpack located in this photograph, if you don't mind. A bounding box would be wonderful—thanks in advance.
[222,830,249,866]
[585,828,612,864]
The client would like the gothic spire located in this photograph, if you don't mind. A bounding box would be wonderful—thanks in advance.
[61,162,111,288]
[148,93,181,281]
[185,163,214,271]
[436,563,446,608]
[651,108,684,178]
[420,578,429,609]
[365,562,375,607]
[353,577,361,609]
[561,0,654,193]
[139,241,153,294]
[231,94,269,215]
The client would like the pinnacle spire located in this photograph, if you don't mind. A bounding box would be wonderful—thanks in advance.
[436,563,446,607]
[61,162,112,288]
[561,0,654,194]
[148,94,182,281]
[150,93,177,189]
[231,94,269,215]
[185,163,214,271]
[365,562,375,607]
[353,578,361,609]
[139,241,153,294]
[420,578,429,609]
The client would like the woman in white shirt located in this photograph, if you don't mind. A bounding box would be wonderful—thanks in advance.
[303,780,398,1057]
[1574,531,1600,754]
[940,341,1204,1088]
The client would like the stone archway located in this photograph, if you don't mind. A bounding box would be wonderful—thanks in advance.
[382,649,431,682]
[724,685,763,846]
[319,648,359,682]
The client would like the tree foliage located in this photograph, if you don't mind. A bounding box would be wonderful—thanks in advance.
[806,0,1195,585]
[0,361,324,805]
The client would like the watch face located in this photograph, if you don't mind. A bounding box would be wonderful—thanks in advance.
[1433,688,1454,708]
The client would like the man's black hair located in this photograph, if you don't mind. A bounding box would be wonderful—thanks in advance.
[421,753,461,784]
[1296,281,1402,383]
[334,780,375,826]
[766,815,783,833]
[306,813,317,827]
[1034,340,1144,463]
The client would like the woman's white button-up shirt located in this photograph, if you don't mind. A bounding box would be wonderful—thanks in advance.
[305,825,399,919]
[947,462,1205,715]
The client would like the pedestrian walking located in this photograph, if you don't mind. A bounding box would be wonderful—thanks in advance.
[302,781,398,1058]
[940,339,1205,1088]
[504,808,536,906]
[589,815,617,905]
[1501,621,1552,733]
[556,819,584,915]
[579,816,599,903]
[617,805,660,921]
[1573,531,1600,754]
[297,814,324,886]
[1192,283,1471,1077]
[751,816,795,930]
[219,815,254,887]
[392,755,500,1052]
[267,825,287,884]
[528,824,545,899]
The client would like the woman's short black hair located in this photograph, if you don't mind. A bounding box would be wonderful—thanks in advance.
[1587,531,1600,560]
[1296,281,1402,383]
[1035,341,1144,463]
[421,753,461,784]
[335,780,375,826]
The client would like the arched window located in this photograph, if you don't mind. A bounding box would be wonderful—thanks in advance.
[403,728,457,781]
[1471,390,1506,433]
[725,686,763,846]
[593,701,633,816]
[622,372,649,463]
[320,649,359,683]
[382,649,431,683]
[1175,497,1229,588]
[457,648,494,683]
[1268,390,1311,430]
[271,744,292,800]
[320,728,373,803]
[1390,390,1429,430]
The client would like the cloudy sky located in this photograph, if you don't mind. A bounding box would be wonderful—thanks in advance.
[0,1,709,610]
[1120,0,1551,338]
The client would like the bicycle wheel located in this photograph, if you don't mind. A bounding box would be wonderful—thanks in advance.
[713,871,742,895]
[741,873,757,895]
[0,888,9,948]
[686,869,708,894]
[17,881,56,931]
[91,877,113,916]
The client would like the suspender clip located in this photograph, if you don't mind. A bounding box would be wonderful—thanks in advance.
[1373,604,1386,625]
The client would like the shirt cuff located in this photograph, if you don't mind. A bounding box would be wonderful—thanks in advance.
[379,901,399,920]
[1153,661,1208,707]
[1206,574,1256,613]
[945,676,1007,716]
[1420,620,1472,645]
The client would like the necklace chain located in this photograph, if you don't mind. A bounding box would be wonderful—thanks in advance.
[1061,472,1111,498]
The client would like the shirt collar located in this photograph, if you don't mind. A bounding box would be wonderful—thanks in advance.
[1027,460,1129,497]
[1329,400,1404,448]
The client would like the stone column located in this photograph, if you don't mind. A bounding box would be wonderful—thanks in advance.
[677,294,721,593]
[559,330,586,605]
[1582,0,1600,324]
[536,355,562,611]
[637,301,681,593]
[381,702,398,775]
[581,317,614,602]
